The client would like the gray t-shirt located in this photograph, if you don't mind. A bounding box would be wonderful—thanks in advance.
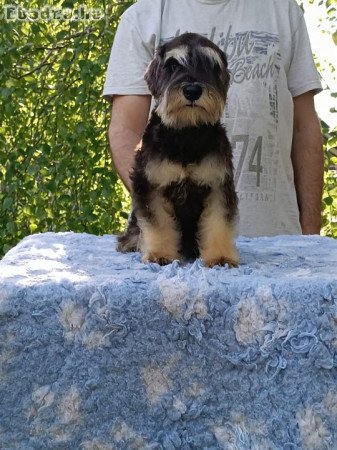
[103,0,322,237]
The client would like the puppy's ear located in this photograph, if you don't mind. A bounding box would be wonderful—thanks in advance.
[217,49,231,96]
[144,46,164,98]
[222,67,231,96]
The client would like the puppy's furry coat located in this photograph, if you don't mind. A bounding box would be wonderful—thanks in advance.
[117,33,239,267]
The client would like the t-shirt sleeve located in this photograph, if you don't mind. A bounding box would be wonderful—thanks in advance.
[287,12,322,98]
[102,14,153,102]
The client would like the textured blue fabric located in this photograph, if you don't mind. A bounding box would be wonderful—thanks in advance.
[1,232,337,449]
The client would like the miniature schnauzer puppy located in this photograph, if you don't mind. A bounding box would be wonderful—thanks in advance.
[117,32,239,267]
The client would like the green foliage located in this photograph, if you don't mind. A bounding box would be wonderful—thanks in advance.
[0,1,135,255]
[322,123,337,237]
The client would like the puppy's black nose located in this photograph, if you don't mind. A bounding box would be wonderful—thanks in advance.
[183,84,203,102]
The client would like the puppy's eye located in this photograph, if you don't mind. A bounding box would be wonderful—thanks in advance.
[164,58,180,72]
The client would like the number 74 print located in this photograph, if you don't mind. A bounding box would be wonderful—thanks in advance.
[232,135,263,188]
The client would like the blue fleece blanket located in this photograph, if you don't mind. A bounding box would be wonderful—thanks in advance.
[1,232,337,449]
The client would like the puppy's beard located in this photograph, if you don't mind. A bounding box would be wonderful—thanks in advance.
[156,86,225,129]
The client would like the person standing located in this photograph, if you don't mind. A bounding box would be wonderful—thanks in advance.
[103,0,323,237]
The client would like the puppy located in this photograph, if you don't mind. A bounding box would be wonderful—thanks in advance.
[117,32,239,267]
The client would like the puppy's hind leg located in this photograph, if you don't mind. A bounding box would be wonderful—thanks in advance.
[140,192,181,265]
[116,210,140,252]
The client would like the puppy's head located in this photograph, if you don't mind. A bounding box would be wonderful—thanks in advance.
[145,33,230,129]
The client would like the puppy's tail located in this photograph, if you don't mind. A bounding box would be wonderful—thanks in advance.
[116,210,140,252]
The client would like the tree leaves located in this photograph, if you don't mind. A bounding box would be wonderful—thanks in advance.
[0,0,133,255]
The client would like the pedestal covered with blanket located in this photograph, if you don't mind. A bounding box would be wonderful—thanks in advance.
[1,232,337,449]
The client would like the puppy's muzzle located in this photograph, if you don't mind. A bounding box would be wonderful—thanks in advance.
[183,83,203,102]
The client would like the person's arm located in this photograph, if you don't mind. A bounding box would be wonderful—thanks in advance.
[291,91,324,235]
[109,95,151,192]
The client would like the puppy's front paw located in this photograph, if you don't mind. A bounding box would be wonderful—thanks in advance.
[203,256,239,268]
[142,252,177,265]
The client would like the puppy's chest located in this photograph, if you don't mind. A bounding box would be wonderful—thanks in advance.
[145,154,228,189]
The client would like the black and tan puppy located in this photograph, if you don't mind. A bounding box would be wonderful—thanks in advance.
[117,32,239,267]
